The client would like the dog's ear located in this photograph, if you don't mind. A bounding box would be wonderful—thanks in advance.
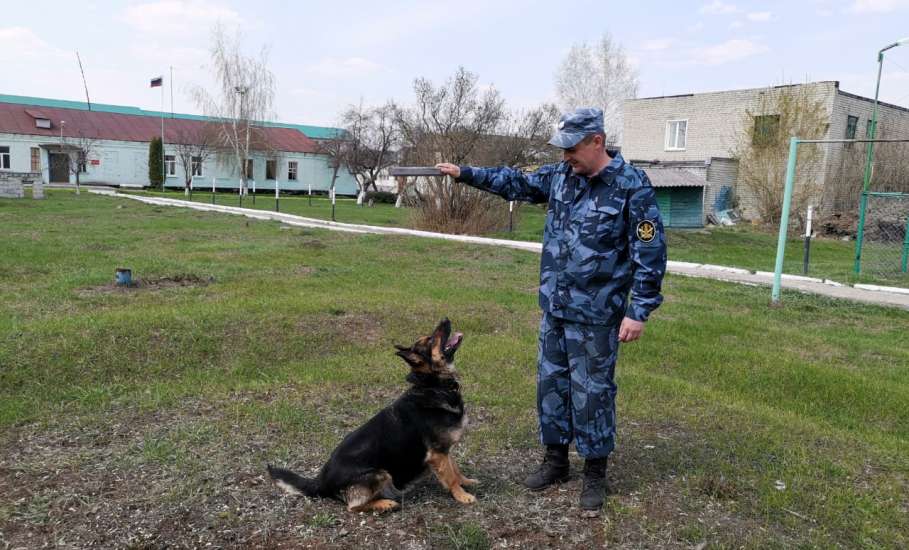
[395,345,425,369]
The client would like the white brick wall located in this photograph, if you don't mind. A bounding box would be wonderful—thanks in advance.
[623,81,909,220]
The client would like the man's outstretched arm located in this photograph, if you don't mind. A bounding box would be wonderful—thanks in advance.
[436,163,556,205]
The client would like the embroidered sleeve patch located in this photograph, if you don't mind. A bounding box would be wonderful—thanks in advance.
[636,220,656,242]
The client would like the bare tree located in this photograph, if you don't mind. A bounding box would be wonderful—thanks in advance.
[733,85,828,226]
[172,123,219,196]
[339,101,401,206]
[554,33,638,145]
[191,24,276,199]
[395,67,559,234]
[58,131,98,195]
[474,104,561,169]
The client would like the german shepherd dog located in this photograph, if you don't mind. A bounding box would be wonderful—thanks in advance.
[267,318,477,513]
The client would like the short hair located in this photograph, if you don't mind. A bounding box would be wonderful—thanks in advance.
[581,132,607,147]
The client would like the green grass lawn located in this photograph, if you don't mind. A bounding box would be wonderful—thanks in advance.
[1,190,907,548]
[131,189,908,287]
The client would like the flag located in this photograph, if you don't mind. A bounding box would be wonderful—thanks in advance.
[150,76,163,88]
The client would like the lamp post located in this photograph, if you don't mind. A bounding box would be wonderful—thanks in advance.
[854,36,909,274]
[234,85,248,207]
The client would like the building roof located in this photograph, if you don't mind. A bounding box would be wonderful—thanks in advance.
[0,99,322,154]
[0,93,344,141]
[639,166,706,188]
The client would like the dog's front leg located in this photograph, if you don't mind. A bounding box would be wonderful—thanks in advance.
[448,452,479,486]
[426,449,476,504]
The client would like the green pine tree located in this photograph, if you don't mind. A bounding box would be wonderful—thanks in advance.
[148,137,164,189]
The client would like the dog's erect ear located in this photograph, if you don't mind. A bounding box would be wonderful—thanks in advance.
[395,346,425,369]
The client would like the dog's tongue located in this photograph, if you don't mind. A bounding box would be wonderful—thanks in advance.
[447,332,463,348]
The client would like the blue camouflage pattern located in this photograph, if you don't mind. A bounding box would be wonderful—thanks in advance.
[537,313,618,458]
[548,107,606,149]
[457,153,667,325]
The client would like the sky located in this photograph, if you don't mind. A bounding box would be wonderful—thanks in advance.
[3,0,909,127]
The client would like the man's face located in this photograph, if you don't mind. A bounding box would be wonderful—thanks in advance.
[562,134,605,177]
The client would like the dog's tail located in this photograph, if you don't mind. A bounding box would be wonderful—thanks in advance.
[267,464,320,497]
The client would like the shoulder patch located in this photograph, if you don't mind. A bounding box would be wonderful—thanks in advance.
[636,220,656,242]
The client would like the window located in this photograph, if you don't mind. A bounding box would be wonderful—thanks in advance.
[288,161,298,181]
[0,146,10,169]
[866,118,876,138]
[245,159,254,179]
[77,151,87,173]
[845,115,858,139]
[665,120,687,150]
[752,114,780,147]
[164,154,176,176]
[31,147,40,172]
[191,156,203,177]
[266,159,276,180]
[35,118,51,129]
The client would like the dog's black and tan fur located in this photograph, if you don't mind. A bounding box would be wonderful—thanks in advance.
[267,318,476,513]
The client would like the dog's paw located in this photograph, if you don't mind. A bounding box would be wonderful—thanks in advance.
[372,499,400,513]
[453,490,476,504]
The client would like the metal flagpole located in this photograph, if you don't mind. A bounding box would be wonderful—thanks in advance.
[170,66,174,119]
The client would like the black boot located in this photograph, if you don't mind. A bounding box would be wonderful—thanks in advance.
[579,457,608,511]
[523,444,570,491]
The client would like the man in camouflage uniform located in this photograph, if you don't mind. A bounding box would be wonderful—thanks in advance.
[436,108,666,512]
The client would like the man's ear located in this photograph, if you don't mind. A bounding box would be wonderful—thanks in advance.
[395,345,424,369]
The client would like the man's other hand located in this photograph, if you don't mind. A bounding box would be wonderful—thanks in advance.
[618,317,644,343]
[436,163,461,178]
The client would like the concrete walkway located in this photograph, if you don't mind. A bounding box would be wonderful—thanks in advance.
[90,189,909,311]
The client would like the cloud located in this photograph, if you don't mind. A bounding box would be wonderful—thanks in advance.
[849,0,909,12]
[642,38,674,51]
[687,21,705,32]
[120,1,243,34]
[692,39,769,65]
[304,57,383,79]
[700,1,740,14]
[0,27,68,61]
[747,11,773,21]
[729,21,744,29]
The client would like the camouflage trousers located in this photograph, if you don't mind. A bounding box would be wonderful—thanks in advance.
[537,313,619,459]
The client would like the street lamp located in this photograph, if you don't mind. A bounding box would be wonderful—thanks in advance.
[234,85,248,206]
[854,36,909,274]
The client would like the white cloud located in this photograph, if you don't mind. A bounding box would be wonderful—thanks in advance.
[305,57,383,79]
[120,1,243,35]
[729,21,744,29]
[687,21,706,32]
[642,38,674,51]
[692,39,769,65]
[850,0,909,13]
[700,1,740,14]
[0,27,68,61]
[747,11,773,21]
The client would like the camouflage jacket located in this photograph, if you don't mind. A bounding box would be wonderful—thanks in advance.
[457,153,666,326]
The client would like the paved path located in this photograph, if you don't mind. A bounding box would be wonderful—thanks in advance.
[90,189,909,311]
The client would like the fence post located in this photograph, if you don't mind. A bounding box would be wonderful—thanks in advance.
[772,138,800,305]
[901,214,909,273]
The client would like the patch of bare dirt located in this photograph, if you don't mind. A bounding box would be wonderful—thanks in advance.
[0,394,794,549]
[75,274,214,297]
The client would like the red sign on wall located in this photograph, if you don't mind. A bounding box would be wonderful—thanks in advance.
[91,159,100,165]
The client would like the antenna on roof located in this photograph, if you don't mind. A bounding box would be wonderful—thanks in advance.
[76,51,92,111]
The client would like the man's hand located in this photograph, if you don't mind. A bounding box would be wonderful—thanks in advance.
[436,163,461,179]
[618,317,644,343]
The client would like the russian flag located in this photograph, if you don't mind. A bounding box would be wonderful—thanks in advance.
[150,76,163,88]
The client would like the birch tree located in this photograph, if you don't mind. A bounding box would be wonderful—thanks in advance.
[191,24,276,198]
[554,33,638,145]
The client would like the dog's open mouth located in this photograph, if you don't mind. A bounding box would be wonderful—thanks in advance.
[444,332,463,354]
